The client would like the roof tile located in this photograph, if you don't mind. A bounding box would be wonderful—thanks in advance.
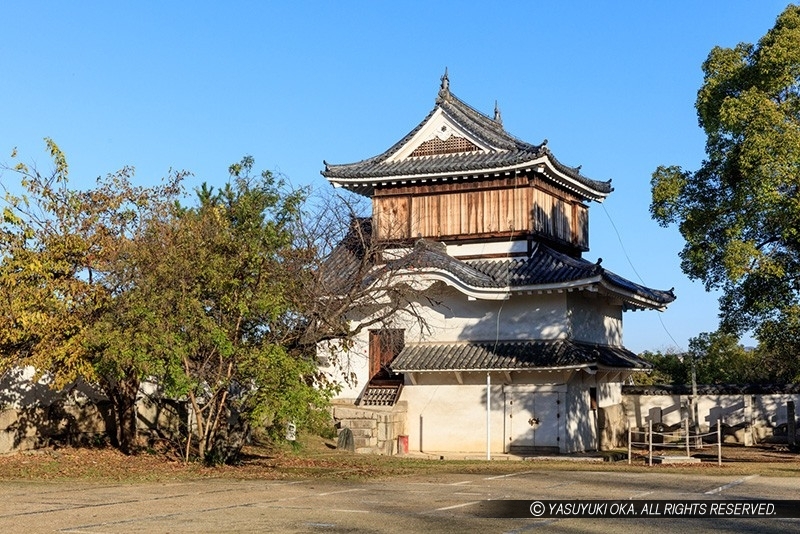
[390,340,650,372]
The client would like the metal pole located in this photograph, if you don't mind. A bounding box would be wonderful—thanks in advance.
[685,418,690,457]
[648,420,653,467]
[486,372,491,461]
[718,420,722,466]
[691,355,700,444]
[627,422,632,465]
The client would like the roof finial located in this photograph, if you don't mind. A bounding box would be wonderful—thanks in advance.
[438,67,450,100]
[493,100,503,126]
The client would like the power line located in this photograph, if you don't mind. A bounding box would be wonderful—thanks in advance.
[601,203,684,352]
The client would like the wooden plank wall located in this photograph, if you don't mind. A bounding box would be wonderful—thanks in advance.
[373,177,588,248]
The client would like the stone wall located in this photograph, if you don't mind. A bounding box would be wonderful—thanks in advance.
[622,387,800,446]
[597,403,626,450]
[331,401,407,455]
[0,401,114,454]
[0,397,187,455]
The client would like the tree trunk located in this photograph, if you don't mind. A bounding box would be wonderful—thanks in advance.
[104,375,140,455]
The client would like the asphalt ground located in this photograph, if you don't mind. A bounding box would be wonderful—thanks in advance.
[1,471,799,533]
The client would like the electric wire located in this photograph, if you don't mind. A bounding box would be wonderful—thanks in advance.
[601,202,684,352]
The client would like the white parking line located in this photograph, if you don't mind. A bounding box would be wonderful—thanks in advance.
[434,501,481,511]
[484,470,535,480]
[316,488,365,497]
[704,475,759,495]
[330,509,369,513]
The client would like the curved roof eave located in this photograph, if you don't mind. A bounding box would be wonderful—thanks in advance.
[326,154,611,202]
[384,267,673,312]
[389,268,604,301]
[397,364,593,373]
[321,78,613,201]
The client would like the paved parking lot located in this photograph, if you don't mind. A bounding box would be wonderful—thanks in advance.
[1,471,799,533]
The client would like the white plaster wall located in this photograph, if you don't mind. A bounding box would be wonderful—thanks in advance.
[754,394,800,427]
[318,336,370,401]
[401,384,507,453]
[597,378,623,408]
[0,367,105,409]
[563,370,606,452]
[625,393,800,432]
[567,292,623,346]
[445,240,528,259]
[399,372,578,454]
[563,382,593,452]
[325,282,573,400]
[416,283,569,343]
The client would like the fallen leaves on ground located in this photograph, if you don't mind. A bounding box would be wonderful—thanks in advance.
[0,437,797,482]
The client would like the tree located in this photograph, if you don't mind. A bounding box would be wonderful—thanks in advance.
[650,5,800,382]
[288,189,437,388]
[686,331,761,384]
[636,349,690,386]
[1,144,429,462]
[132,157,336,463]
[0,139,184,453]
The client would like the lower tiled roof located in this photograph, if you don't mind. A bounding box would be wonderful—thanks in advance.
[390,340,650,372]
[320,224,676,310]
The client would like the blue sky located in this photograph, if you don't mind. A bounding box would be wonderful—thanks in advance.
[1,2,792,353]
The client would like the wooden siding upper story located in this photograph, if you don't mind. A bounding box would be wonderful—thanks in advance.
[372,175,590,251]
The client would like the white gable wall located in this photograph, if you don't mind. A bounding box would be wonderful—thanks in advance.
[568,292,623,346]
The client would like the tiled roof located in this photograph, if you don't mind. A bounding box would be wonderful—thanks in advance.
[382,240,675,307]
[321,75,612,197]
[318,218,373,294]
[390,340,651,372]
[322,233,675,309]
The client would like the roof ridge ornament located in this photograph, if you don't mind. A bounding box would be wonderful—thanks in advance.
[438,67,451,101]
[493,100,503,127]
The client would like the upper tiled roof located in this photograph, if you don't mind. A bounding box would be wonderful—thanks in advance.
[322,72,612,199]
[390,340,651,372]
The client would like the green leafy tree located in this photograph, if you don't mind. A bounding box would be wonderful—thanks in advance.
[2,144,419,462]
[120,157,334,463]
[687,331,760,384]
[636,350,690,386]
[0,140,184,453]
[638,332,768,386]
[650,5,800,382]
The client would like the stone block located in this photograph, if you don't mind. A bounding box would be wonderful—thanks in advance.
[353,436,377,448]
[341,419,375,430]
[334,406,371,420]
[349,428,373,439]
[377,422,402,442]
[0,410,18,431]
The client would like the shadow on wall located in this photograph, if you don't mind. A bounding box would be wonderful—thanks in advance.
[0,400,115,453]
[0,366,106,409]
[0,367,190,454]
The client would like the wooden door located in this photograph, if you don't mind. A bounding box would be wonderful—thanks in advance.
[368,329,404,379]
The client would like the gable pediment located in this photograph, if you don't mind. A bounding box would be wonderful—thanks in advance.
[409,134,481,158]
[386,109,497,162]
